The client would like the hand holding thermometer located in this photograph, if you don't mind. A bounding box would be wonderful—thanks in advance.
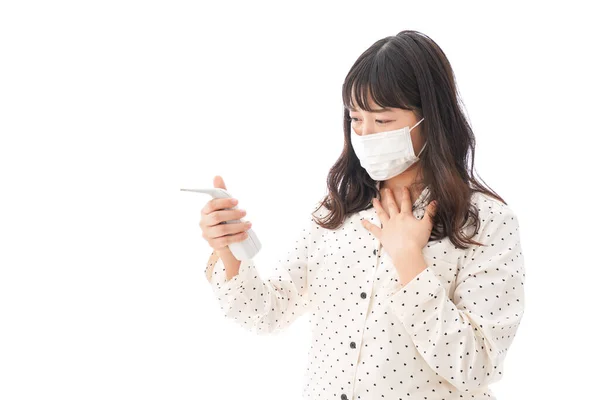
[181,188,261,260]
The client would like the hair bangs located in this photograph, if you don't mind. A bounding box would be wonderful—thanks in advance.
[343,51,413,113]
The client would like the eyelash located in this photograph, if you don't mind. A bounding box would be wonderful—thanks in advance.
[350,118,391,124]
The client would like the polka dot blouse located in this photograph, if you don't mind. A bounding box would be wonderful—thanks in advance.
[204,183,525,400]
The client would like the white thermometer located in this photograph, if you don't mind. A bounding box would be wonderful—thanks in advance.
[181,188,261,260]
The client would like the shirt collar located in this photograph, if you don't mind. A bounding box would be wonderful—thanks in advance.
[359,181,431,228]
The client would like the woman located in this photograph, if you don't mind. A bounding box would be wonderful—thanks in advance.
[200,30,525,400]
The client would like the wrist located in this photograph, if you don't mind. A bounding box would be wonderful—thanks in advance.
[392,244,422,262]
[216,246,233,257]
[392,247,426,285]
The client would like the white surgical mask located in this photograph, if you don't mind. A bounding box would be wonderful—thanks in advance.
[350,117,426,181]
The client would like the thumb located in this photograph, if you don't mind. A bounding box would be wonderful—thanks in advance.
[213,175,227,190]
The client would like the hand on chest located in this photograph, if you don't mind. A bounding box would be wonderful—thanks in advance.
[311,211,460,306]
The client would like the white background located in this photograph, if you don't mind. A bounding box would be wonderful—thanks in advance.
[1,1,599,399]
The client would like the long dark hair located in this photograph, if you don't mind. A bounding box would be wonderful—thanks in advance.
[312,30,505,249]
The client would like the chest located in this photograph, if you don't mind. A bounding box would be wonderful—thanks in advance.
[307,210,462,313]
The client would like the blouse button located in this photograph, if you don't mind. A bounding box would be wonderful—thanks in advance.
[350,341,356,349]
[373,249,377,255]
[341,395,348,400]
[360,292,367,299]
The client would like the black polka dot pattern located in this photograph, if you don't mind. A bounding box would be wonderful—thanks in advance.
[204,182,525,399]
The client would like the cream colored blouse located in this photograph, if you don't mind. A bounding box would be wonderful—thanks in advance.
[204,184,525,400]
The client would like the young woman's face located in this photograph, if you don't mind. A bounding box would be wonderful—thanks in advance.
[348,93,425,154]
[349,94,420,134]
[350,90,423,138]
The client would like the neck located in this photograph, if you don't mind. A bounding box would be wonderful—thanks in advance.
[380,164,424,193]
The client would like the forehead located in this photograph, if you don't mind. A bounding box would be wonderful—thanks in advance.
[348,102,396,114]
[348,89,395,113]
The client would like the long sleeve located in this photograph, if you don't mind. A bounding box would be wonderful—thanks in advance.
[204,208,322,335]
[386,202,525,392]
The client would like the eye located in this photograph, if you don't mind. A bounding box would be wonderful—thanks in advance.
[350,117,391,124]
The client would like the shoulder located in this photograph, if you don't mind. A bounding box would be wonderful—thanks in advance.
[470,190,513,216]
[468,191,520,237]
[309,199,332,223]
[308,201,331,235]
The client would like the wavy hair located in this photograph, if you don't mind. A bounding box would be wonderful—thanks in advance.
[312,30,505,249]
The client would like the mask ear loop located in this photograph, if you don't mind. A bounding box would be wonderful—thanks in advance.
[410,117,427,158]
[416,141,427,157]
[409,117,425,131]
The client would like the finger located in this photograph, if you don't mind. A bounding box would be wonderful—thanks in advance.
[212,220,253,239]
[201,197,239,217]
[207,208,248,227]
[213,175,227,191]
[214,230,249,249]
[385,188,399,217]
[361,218,381,239]
[372,197,389,225]
[422,200,437,223]
[400,186,412,215]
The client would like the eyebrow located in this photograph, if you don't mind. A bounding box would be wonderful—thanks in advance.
[347,106,393,113]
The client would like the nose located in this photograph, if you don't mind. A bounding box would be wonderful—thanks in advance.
[351,122,375,136]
